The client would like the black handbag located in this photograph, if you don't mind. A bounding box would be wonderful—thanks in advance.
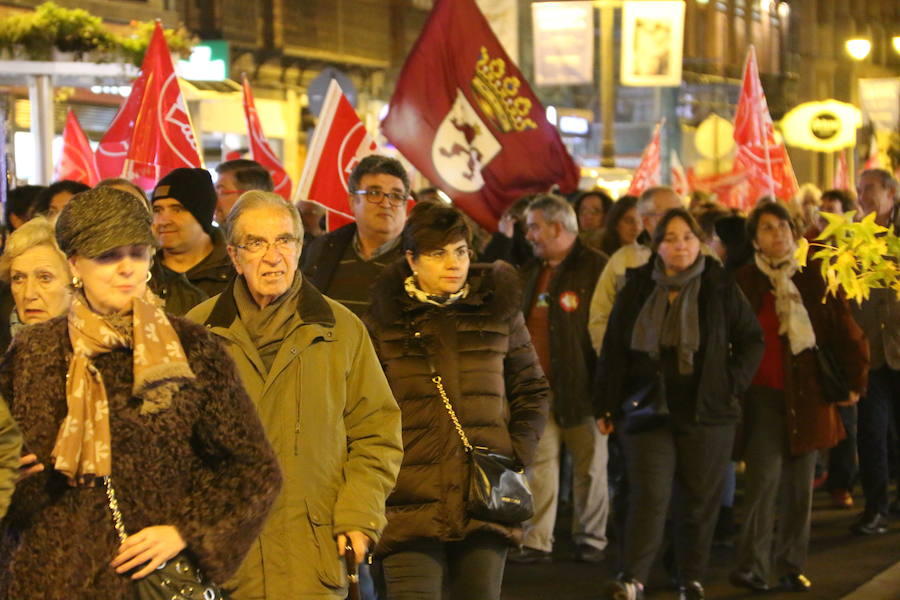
[620,376,670,433]
[104,477,223,600]
[815,345,849,403]
[430,374,534,525]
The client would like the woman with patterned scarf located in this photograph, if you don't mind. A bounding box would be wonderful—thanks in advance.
[729,201,868,594]
[596,208,764,600]
[0,187,282,599]
[364,202,550,600]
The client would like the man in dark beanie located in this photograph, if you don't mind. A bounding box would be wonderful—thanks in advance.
[149,167,234,315]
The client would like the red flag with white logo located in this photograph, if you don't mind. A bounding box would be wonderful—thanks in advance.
[381,0,579,231]
[627,119,664,197]
[833,150,849,190]
[295,79,378,231]
[670,150,689,197]
[122,22,203,189]
[57,109,100,186]
[95,71,146,180]
[730,46,798,210]
[242,74,293,201]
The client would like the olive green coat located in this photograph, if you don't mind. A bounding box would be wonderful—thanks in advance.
[187,277,403,599]
[0,396,21,519]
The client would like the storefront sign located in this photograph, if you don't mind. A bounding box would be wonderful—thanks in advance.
[177,41,228,81]
[621,1,684,87]
[532,2,594,86]
[780,100,861,152]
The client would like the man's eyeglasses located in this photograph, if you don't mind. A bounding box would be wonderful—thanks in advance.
[234,235,300,255]
[353,189,408,207]
[421,247,473,262]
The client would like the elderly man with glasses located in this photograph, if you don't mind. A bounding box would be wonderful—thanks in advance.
[301,155,410,317]
[187,190,402,599]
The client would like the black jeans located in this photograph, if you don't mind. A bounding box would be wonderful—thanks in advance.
[827,404,858,492]
[857,366,900,516]
[381,532,508,600]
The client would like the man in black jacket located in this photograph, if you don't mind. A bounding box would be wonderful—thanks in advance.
[300,155,409,317]
[509,194,609,564]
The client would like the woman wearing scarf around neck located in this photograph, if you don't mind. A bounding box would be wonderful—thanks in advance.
[596,208,764,600]
[364,202,550,600]
[729,202,868,594]
[0,187,282,599]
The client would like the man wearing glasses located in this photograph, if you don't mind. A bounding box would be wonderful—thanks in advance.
[301,155,410,317]
[214,159,275,225]
[187,191,402,599]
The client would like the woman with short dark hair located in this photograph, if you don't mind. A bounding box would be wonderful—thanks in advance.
[599,196,641,257]
[365,202,551,600]
[596,208,764,600]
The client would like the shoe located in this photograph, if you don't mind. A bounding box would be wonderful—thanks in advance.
[850,511,888,535]
[600,578,643,600]
[730,570,770,592]
[507,546,552,564]
[812,470,829,490]
[830,488,854,509]
[678,580,705,600]
[574,543,606,563]
[779,573,812,592]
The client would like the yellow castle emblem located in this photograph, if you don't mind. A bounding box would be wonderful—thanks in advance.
[471,47,537,133]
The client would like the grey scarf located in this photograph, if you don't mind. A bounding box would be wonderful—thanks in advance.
[631,255,706,375]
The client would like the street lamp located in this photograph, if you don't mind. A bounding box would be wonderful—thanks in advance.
[893,36,900,54]
[845,38,872,61]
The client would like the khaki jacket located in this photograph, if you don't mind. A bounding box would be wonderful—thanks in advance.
[187,277,403,599]
[0,395,21,519]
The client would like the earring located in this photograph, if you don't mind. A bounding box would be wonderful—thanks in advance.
[146,271,152,282]
[71,276,82,289]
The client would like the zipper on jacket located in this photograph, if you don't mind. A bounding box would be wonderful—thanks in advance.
[294,359,302,456]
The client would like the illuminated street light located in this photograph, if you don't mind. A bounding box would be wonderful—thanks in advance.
[893,36,900,54]
[845,38,872,61]
[777,2,790,20]
[759,0,774,12]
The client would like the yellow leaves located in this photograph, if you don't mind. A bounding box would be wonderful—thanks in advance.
[795,237,809,267]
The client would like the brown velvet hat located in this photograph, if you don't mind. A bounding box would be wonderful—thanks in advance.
[55,187,159,258]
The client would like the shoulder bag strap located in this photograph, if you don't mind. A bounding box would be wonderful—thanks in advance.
[414,329,473,454]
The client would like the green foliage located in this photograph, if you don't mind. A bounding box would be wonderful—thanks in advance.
[797,211,900,304]
[118,20,194,67]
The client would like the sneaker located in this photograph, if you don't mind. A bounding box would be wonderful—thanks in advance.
[600,578,643,600]
[778,573,812,592]
[830,488,854,509]
[850,511,888,535]
[678,580,705,600]
[507,546,552,564]
[574,543,606,563]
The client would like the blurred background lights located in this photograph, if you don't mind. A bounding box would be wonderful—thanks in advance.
[845,38,872,60]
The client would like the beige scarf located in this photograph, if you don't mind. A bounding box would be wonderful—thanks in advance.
[404,275,469,307]
[754,251,816,355]
[51,290,195,486]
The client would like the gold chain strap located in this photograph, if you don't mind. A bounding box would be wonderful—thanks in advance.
[103,476,129,544]
[431,375,473,453]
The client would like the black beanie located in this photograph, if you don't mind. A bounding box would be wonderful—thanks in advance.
[152,168,217,236]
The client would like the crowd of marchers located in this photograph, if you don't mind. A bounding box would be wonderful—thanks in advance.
[0,158,895,600]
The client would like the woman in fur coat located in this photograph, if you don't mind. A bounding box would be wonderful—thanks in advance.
[0,187,282,599]
[364,202,550,600]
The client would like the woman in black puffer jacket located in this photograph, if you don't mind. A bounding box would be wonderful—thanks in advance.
[364,202,550,600]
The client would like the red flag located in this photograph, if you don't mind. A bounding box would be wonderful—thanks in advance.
[242,74,293,201]
[627,120,664,197]
[56,109,100,186]
[295,79,378,231]
[730,46,798,210]
[95,71,146,180]
[862,134,879,172]
[833,150,849,190]
[381,0,578,231]
[670,150,689,197]
[122,22,203,189]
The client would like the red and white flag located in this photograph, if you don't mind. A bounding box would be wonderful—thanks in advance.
[730,46,797,211]
[627,119,664,197]
[95,70,146,180]
[295,79,378,231]
[862,134,879,172]
[670,150,689,197]
[121,22,203,189]
[242,74,292,201]
[57,109,100,186]
[382,0,579,230]
[833,150,849,190]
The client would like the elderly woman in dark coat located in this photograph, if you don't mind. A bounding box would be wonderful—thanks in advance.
[596,208,764,600]
[364,202,550,600]
[729,202,868,594]
[0,187,282,600]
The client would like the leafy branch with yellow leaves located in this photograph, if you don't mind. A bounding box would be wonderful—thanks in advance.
[796,211,900,303]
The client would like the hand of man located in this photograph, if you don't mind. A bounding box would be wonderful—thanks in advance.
[498,214,515,238]
[337,530,370,566]
[837,391,861,407]
[16,454,44,483]
[596,418,614,435]
[111,525,186,579]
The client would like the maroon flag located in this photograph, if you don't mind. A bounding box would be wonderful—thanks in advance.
[242,74,292,201]
[57,109,100,186]
[381,0,579,230]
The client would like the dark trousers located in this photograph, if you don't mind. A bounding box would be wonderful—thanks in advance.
[827,404,858,492]
[737,387,816,581]
[381,532,508,600]
[620,420,735,584]
[857,366,900,516]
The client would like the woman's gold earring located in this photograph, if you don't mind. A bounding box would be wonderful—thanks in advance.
[71,276,82,289]
[146,271,152,282]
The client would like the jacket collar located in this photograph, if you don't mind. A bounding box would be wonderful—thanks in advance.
[205,274,336,330]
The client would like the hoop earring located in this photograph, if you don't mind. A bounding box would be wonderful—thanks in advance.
[146,271,152,282]
[71,276,82,289]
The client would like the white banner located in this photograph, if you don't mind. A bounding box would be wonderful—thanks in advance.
[532,2,594,86]
[476,0,519,64]
[858,77,900,132]
[621,1,685,87]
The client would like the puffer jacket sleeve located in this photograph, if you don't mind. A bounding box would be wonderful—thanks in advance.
[0,393,21,520]
[170,321,283,584]
[503,311,550,467]
[332,321,403,544]
[724,280,765,397]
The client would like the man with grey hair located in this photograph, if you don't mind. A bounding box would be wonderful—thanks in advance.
[509,194,609,564]
[186,191,403,598]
